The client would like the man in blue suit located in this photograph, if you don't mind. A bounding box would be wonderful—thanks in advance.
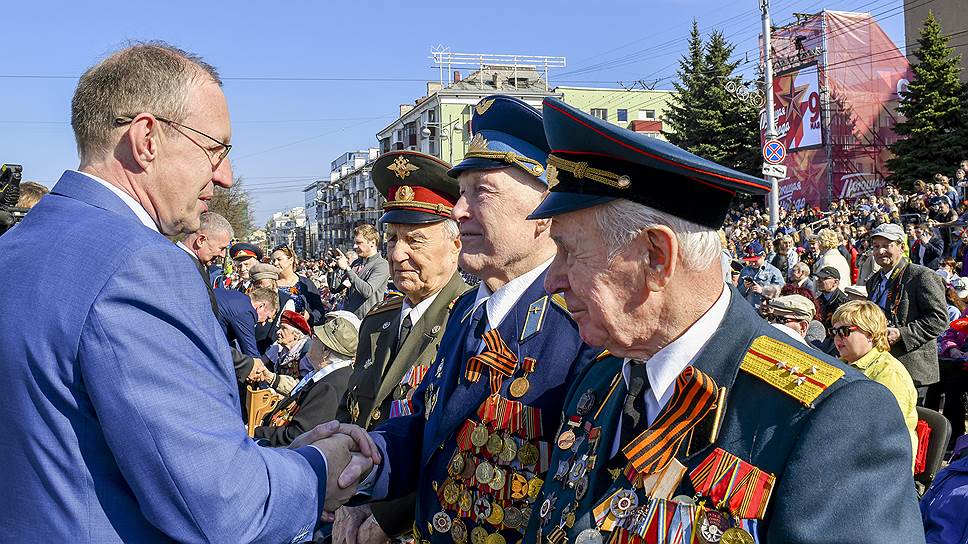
[334,96,597,544]
[0,42,377,543]
[524,98,923,543]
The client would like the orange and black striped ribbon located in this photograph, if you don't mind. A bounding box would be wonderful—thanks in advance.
[465,328,519,393]
[621,366,718,476]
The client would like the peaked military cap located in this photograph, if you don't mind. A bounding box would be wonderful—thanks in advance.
[447,95,549,183]
[372,151,459,224]
[230,242,263,262]
[528,98,770,228]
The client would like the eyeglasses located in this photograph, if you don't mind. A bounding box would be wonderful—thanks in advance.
[115,114,231,170]
[765,315,803,325]
[831,325,860,338]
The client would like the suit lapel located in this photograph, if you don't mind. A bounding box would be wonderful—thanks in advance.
[50,171,147,227]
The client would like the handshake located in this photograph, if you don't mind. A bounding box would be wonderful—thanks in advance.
[289,421,382,515]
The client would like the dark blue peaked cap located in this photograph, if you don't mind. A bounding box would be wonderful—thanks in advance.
[528,98,770,228]
[448,95,549,183]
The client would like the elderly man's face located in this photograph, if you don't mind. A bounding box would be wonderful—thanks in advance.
[453,168,545,278]
[148,79,233,235]
[195,230,231,266]
[871,236,903,269]
[386,221,460,303]
[544,207,649,350]
[234,257,255,279]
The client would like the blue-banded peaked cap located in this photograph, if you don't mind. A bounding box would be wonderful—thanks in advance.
[447,95,549,183]
[528,98,770,228]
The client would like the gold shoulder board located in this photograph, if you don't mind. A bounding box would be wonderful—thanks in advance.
[366,296,404,317]
[740,335,844,407]
[595,349,612,361]
[551,292,568,312]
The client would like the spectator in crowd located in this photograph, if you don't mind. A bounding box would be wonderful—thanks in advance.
[814,228,852,287]
[762,294,825,349]
[788,261,816,293]
[228,242,263,292]
[816,266,849,329]
[844,284,869,301]
[15,181,49,209]
[333,224,390,318]
[928,195,958,223]
[739,240,784,307]
[251,262,282,289]
[943,278,968,323]
[910,224,944,269]
[936,257,960,283]
[767,234,798,279]
[270,244,325,325]
[265,309,315,384]
[178,211,233,275]
[920,436,968,544]
[254,312,359,447]
[831,301,919,471]
[866,222,948,402]
[934,312,968,447]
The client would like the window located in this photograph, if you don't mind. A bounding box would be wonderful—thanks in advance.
[617,109,628,122]
[428,108,437,123]
[639,109,656,120]
[590,108,608,120]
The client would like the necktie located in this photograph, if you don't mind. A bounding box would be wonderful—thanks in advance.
[463,299,490,359]
[396,311,413,354]
[620,361,650,447]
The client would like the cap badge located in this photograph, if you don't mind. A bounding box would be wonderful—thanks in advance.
[475,98,496,116]
[395,185,415,202]
[468,133,489,153]
[388,156,419,179]
[547,164,559,189]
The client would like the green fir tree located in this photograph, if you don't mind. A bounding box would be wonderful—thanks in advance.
[887,11,967,188]
[663,21,708,149]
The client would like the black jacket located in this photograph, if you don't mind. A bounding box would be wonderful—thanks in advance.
[254,365,352,447]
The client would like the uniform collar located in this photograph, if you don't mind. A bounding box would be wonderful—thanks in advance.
[69,170,158,232]
[624,283,731,412]
[400,290,442,334]
[471,258,552,330]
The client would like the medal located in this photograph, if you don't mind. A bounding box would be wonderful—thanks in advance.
[575,528,604,544]
[470,526,488,544]
[461,455,478,481]
[486,433,505,456]
[509,472,529,500]
[518,442,539,466]
[489,467,506,491]
[554,460,570,482]
[556,429,576,450]
[443,481,460,505]
[672,494,696,505]
[474,497,493,521]
[485,533,506,544]
[459,489,473,512]
[721,527,756,544]
[471,423,490,448]
[486,502,505,526]
[476,460,495,485]
[498,436,518,464]
[509,376,530,398]
[698,509,730,543]
[449,453,466,477]
[503,506,522,529]
[609,489,639,519]
[575,475,589,500]
[528,477,543,500]
[432,511,452,533]
[451,518,468,544]
[576,389,597,416]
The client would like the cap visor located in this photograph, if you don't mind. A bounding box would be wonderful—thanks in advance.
[379,209,448,225]
[447,157,510,178]
[527,192,617,220]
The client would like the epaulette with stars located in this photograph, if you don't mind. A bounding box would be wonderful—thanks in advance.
[365,295,404,317]
[740,335,845,408]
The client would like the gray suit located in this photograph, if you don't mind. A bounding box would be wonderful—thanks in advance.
[342,253,390,318]
[866,258,948,386]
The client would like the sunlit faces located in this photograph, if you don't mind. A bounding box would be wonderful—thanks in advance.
[271,249,295,274]
[234,257,256,279]
[871,236,903,269]
[353,234,377,259]
[195,230,231,266]
[385,221,460,302]
[452,168,545,278]
[832,320,873,363]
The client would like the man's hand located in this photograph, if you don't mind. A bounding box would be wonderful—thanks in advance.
[356,515,391,544]
[247,358,267,383]
[335,248,350,271]
[333,505,376,544]
[750,283,764,294]
[887,327,901,345]
[288,422,381,512]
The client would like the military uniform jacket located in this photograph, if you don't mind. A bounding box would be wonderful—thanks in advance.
[337,272,470,537]
[527,287,924,544]
[372,269,598,543]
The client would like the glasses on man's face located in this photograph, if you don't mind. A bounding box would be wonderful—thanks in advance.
[831,325,860,338]
[115,114,231,170]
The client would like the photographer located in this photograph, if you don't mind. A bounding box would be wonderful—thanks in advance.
[328,224,389,319]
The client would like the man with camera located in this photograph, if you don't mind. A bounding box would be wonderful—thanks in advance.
[330,224,390,319]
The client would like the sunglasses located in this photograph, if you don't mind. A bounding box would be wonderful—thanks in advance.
[831,325,860,338]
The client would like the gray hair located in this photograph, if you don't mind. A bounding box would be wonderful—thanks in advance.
[71,41,221,163]
[595,199,720,271]
[793,261,811,275]
[198,212,234,239]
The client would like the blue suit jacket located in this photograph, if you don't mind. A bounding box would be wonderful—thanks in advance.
[0,171,326,543]
[372,270,598,541]
[215,287,261,357]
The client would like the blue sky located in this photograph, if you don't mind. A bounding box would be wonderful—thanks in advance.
[0,0,906,224]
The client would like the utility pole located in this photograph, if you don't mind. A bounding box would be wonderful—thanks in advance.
[761,0,779,230]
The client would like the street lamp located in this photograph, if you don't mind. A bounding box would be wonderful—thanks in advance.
[421,117,462,162]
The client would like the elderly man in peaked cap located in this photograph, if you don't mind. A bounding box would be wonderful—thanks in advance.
[342,95,598,544]
[524,98,923,543]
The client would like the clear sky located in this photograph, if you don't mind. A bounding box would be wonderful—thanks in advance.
[0,0,906,225]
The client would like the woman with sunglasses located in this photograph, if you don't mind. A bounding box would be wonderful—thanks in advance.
[831,300,919,471]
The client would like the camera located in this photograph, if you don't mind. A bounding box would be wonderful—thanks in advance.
[0,164,27,237]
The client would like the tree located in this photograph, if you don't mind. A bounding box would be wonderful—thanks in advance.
[887,11,967,189]
[209,177,255,240]
[664,24,761,176]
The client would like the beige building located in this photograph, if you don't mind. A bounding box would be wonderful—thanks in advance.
[904,0,968,82]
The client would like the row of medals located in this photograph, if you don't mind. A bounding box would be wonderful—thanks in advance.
[431,378,542,544]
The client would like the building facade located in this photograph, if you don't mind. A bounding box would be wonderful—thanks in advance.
[302,179,326,259]
[265,207,307,257]
[904,0,967,82]
[318,148,382,251]
[553,86,675,139]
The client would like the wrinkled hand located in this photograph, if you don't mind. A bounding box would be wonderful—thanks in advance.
[288,422,381,513]
[333,505,374,544]
[356,515,391,544]
[335,248,350,271]
[247,357,268,383]
[887,327,901,345]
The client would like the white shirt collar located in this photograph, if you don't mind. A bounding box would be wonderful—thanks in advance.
[175,241,200,262]
[70,170,158,232]
[471,258,553,330]
[624,283,731,417]
[400,290,442,335]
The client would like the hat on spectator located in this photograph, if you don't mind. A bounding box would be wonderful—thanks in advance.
[280,310,311,336]
[843,285,868,298]
[313,314,360,358]
[951,276,968,299]
[230,242,263,262]
[742,240,767,261]
[815,266,841,281]
[766,295,815,321]
[870,222,905,243]
[929,195,951,207]
[250,263,281,283]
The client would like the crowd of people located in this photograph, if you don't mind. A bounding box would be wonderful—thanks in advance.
[2,41,967,544]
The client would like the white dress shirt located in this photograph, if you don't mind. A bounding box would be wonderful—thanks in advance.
[466,259,552,352]
[399,290,442,337]
[70,170,158,232]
